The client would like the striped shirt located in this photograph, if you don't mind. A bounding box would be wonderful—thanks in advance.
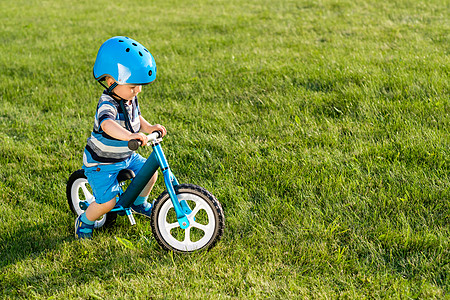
[83,91,141,167]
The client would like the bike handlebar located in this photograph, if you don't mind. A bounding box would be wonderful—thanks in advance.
[128,131,162,151]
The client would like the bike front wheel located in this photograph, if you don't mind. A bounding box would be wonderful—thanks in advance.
[151,184,224,253]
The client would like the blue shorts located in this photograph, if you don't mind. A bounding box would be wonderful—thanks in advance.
[83,153,147,204]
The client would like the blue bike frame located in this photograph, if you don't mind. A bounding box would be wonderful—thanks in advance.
[112,141,191,229]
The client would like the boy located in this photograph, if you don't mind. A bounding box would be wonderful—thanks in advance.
[75,36,166,239]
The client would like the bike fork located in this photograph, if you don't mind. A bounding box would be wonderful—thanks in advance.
[153,143,191,229]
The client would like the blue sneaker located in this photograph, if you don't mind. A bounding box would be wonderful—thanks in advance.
[75,215,94,239]
[131,201,153,218]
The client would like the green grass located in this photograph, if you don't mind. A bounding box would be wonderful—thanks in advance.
[0,0,448,298]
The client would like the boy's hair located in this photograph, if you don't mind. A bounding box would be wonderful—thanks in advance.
[101,75,112,82]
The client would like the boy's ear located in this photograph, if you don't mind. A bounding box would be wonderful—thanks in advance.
[105,76,115,87]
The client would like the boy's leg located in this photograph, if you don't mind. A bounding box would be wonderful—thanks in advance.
[77,163,123,239]
[138,172,158,199]
[128,153,158,217]
[131,172,157,218]
[85,198,117,221]
[128,153,158,199]
[75,197,116,239]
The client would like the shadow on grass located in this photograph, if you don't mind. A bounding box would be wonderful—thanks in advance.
[0,225,138,298]
[0,221,72,269]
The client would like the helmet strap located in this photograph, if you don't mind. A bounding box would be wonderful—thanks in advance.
[98,80,118,95]
[107,82,118,94]
[118,99,135,133]
[97,80,135,133]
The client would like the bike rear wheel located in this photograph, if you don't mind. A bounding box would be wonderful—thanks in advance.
[66,169,117,229]
[151,184,224,253]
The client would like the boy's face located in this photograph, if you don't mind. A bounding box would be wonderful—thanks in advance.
[114,84,142,101]
[106,77,142,101]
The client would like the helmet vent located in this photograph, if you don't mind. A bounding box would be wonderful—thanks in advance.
[126,48,130,52]
[119,40,124,42]
[132,43,137,46]
[144,48,149,52]
[148,70,153,76]
[139,51,143,56]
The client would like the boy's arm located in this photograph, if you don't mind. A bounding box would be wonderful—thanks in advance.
[101,119,148,144]
[139,116,167,137]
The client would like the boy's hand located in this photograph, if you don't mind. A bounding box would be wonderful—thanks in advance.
[129,132,149,146]
[139,116,167,137]
[151,124,167,137]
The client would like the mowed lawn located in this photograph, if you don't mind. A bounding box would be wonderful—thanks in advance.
[0,0,448,298]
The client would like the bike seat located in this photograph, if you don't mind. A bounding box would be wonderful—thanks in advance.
[117,169,135,182]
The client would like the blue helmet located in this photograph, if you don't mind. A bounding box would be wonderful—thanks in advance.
[93,36,157,85]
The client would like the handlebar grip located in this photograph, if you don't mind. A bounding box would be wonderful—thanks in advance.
[128,139,141,151]
[154,130,162,139]
[127,131,163,151]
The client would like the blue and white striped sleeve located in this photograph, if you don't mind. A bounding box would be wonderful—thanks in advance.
[97,101,117,128]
